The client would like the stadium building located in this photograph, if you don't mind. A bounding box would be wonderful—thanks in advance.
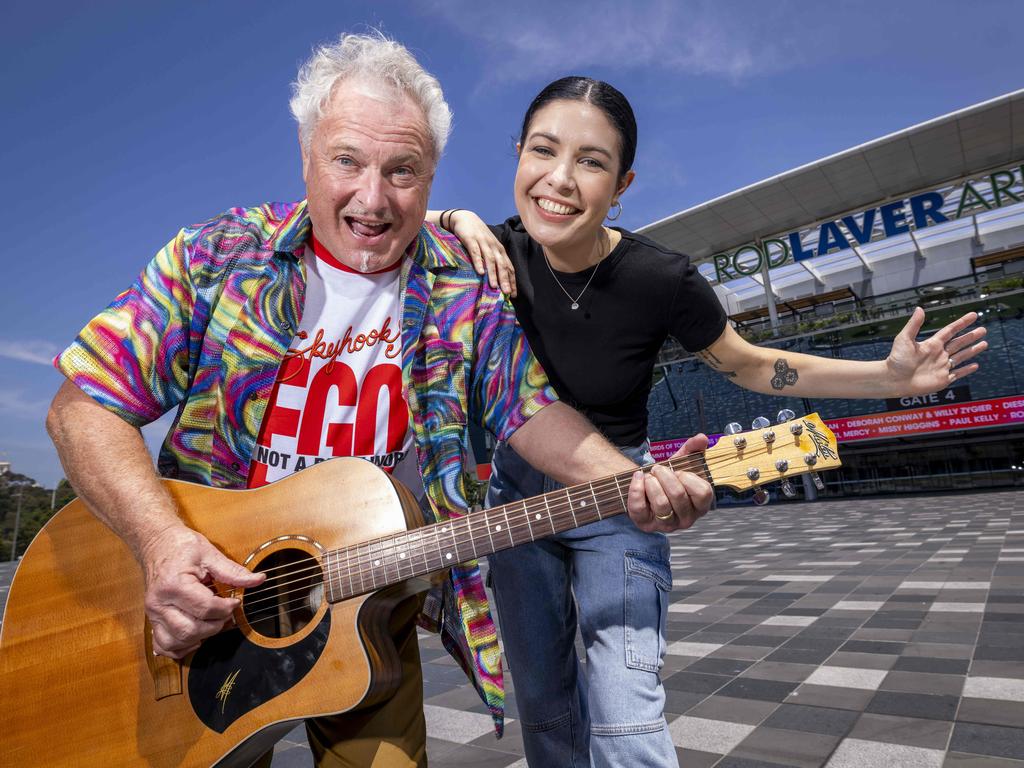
[641,88,1024,499]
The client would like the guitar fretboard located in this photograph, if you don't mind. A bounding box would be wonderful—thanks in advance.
[320,453,711,602]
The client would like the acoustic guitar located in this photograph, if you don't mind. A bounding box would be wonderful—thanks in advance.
[0,413,839,767]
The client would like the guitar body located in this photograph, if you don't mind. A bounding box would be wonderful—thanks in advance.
[0,458,427,767]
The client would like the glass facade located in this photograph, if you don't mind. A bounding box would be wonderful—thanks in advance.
[648,289,1024,498]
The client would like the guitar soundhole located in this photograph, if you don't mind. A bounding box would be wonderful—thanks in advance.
[242,548,324,639]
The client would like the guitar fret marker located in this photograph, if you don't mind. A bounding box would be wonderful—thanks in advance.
[446,553,452,560]
[399,553,406,559]
[495,524,502,531]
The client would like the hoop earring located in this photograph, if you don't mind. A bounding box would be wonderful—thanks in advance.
[607,201,622,221]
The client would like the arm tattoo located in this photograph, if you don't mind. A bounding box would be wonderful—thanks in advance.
[770,358,799,390]
[695,349,736,378]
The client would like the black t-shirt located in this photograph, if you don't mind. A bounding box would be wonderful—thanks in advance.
[491,216,727,446]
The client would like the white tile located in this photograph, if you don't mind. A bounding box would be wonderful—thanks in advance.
[804,666,888,690]
[675,579,697,586]
[667,715,755,753]
[826,738,944,768]
[763,574,833,582]
[667,641,722,658]
[897,581,944,590]
[944,582,990,590]
[800,561,861,567]
[668,603,708,613]
[832,600,884,611]
[963,676,1024,702]
[424,704,500,744]
[929,602,985,613]
[761,616,818,626]
[830,542,878,548]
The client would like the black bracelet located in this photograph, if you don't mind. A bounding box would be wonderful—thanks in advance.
[439,209,451,230]
[443,208,465,231]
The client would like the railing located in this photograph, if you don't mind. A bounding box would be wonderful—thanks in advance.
[657,274,1024,367]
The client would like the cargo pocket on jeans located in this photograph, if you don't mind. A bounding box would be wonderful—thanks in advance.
[624,550,671,672]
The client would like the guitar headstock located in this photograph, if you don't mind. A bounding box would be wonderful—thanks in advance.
[704,412,841,496]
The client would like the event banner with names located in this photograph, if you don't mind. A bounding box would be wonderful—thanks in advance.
[649,394,1024,461]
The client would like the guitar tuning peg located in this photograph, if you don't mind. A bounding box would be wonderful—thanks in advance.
[810,472,825,491]
[776,408,795,424]
[752,486,770,506]
[725,422,746,448]
[780,479,797,498]
[751,416,771,430]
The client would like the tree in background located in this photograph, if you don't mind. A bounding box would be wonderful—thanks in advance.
[0,475,76,560]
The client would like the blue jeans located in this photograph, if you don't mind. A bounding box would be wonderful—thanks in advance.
[486,441,677,768]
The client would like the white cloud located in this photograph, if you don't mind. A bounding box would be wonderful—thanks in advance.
[0,388,51,419]
[0,339,62,367]
[425,0,805,84]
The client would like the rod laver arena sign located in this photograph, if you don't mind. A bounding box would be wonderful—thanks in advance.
[712,163,1024,282]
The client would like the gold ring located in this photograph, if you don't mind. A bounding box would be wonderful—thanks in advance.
[654,511,675,520]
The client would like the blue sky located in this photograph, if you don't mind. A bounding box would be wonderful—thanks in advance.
[2,0,1022,485]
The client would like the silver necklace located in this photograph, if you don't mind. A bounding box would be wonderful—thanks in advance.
[543,238,607,310]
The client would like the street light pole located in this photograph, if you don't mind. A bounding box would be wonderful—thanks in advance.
[10,487,23,561]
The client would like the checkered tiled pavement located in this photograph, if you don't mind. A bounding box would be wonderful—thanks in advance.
[3,490,1023,766]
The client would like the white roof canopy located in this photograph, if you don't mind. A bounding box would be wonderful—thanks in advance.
[639,89,1024,262]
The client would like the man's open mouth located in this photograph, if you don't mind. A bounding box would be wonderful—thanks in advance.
[346,217,392,238]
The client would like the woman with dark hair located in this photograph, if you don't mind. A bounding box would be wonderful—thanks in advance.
[431,76,985,767]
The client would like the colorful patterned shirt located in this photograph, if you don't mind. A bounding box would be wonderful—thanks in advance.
[55,200,558,733]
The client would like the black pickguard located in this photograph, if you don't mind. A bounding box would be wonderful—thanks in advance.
[187,613,331,733]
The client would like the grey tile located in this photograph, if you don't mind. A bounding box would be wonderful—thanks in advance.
[664,671,732,694]
[790,684,876,711]
[664,689,710,715]
[949,722,1024,760]
[686,695,779,725]
[733,727,842,768]
[720,677,801,703]
[881,671,966,696]
[943,752,1024,767]
[893,656,971,675]
[686,656,755,676]
[762,703,860,737]
[716,758,796,768]
[849,712,953,749]
[866,691,960,721]
[957,698,1024,729]
[674,748,724,767]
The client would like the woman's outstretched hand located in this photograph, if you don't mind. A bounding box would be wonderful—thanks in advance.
[885,307,987,395]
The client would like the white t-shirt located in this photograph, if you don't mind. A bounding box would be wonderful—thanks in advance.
[248,236,420,497]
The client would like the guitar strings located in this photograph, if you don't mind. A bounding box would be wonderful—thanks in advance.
[244,451,713,582]
[230,436,820,625]
[237,444,782,614]
[237,454,720,616]
[243,449,740,612]
[238,475,648,616]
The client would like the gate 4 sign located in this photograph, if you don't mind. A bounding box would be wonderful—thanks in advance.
[884,385,971,411]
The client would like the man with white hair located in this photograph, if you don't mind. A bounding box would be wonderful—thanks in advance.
[47,33,713,766]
